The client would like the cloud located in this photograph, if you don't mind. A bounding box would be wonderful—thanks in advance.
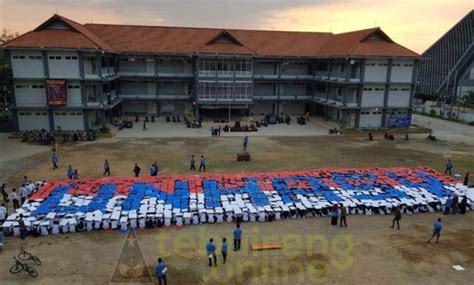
[0,0,471,53]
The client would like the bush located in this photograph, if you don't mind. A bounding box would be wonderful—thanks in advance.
[429,109,437,116]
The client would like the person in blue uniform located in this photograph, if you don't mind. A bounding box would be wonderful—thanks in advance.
[207,238,217,267]
[199,155,206,172]
[427,218,443,243]
[221,237,228,264]
[103,159,110,176]
[67,165,74,179]
[190,155,196,170]
[155,257,167,285]
[233,224,242,251]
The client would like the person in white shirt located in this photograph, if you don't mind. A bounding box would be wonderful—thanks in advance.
[19,188,28,205]
[0,203,7,223]
[11,189,19,209]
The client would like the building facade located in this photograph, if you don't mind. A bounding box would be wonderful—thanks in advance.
[2,14,418,131]
[417,10,474,101]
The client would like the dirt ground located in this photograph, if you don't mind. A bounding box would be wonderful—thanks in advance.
[0,135,473,284]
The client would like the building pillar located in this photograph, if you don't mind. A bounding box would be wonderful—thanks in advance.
[42,50,49,79]
[80,81,87,106]
[355,110,361,128]
[409,60,419,107]
[96,53,103,78]
[48,109,54,131]
[384,59,392,107]
[83,109,89,131]
[98,83,104,105]
[78,52,85,79]
[359,59,366,83]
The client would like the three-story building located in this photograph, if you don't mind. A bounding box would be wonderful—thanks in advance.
[1,14,419,131]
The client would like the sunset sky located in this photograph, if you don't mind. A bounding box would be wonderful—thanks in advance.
[0,0,471,53]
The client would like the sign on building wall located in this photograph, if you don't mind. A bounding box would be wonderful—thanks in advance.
[388,114,411,128]
[46,79,67,106]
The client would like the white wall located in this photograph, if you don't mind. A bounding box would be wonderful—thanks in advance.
[14,80,47,107]
[364,59,388,82]
[47,51,80,79]
[390,60,414,83]
[18,110,49,130]
[11,50,45,78]
[361,85,385,107]
[53,110,85,130]
[359,109,382,129]
[387,85,411,107]
[66,81,83,107]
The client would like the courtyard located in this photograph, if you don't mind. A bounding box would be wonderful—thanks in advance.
[0,122,473,284]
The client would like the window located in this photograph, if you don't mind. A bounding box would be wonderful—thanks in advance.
[56,56,62,60]
[13,55,19,59]
[198,81,216,99]
[76,112,83,116]
[55,112,61,116]
[65,56,71,60]
[74,85,80,89]
[68,86,74,89]
[70,112,76,116]
[39,85,45,89]
[235,81,252,100]
[19,55,25,59]
[29,56,35,59]
[36,56,42,59]
[49,56,55,60]
[25,112,32,115]
[235,59,252,77]
[19,112,25,116]
[35,112,41,116]
[42,112,47,116]
[61,112,67,116]
[216,81,233,100]
[198,58,216,77]
[217,58,233,77]
[71,56,78,60]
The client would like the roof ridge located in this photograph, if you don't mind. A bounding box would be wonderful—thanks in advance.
[55,15,112,50]
[1,30,33,47]
[84,22,333,35]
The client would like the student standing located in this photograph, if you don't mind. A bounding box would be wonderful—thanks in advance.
[207,238,217,267]
[22,176,30,186]
[51,152,59,170]
[103,159,111,176]
[73,169,80,180]
[133,163,141,177]
[459,196,468,215]
[19,187,28,205]
[464,172,470,186]
[243,136,248,152]
[330,204,339,226]
[339,204,348,227]
[155,258,168,285]
[11,189,19,209]
[0,229,4,254]
[1,184,8,203]
[221,237,228,264]
[199,155,206,172]
[451,195,459,215]
[390,206,402,230]
[143,120,148,131]
[427,218,443,243]
[67,165,74,179]
[445,159,453,176]
[444,196,452,215]
[233,224,242,251]
[18,214,27,240]
[190,155,196,170]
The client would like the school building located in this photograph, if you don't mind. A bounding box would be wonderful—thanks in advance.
[1,14,419,131]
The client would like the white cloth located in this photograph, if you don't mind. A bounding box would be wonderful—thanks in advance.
[10,192,18,200]
[0,206,6,220]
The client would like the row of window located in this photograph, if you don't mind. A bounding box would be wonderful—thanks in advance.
[198,81,252,100]
[363,87,385,91]
[54,112,83,116]
[366,63,388,67]
[67,85,81,89]
[392,63,414,67]
[389,88,411,91]
[13,55,42,60]
[198,58,252,77]
[48,56,78,60]
[16,84,45,89]
[19,112,48,116]
[361,111,383,115]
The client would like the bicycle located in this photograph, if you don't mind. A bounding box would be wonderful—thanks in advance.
[9,257,38,278]
[18,247,42,266]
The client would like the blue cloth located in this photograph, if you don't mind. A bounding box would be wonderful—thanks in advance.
[200,158,206,166]
[331,208,340,218]
[155,261,166,277]
[234,228,242,240]
[104,161,109,170]
[244,137,248,144]
[433,221,443,233]
[206,242,216,255]
[446,162,452,169]
[0,231,4,244]
[190,157,195,165]
[52,153,58,163]
[221,242,228,253]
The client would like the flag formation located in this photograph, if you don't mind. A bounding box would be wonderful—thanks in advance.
[2,166,472,236]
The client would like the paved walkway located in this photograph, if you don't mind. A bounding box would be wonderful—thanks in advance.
[412,114,474,144]
[115,117,332,138]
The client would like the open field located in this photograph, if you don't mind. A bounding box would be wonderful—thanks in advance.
[0,134,473,284]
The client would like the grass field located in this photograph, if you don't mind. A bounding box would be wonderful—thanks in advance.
[0,135,473,284]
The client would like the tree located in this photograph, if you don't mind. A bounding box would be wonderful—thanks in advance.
[0,28,19,44]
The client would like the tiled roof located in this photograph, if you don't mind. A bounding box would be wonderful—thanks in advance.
[2,14,419,58]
